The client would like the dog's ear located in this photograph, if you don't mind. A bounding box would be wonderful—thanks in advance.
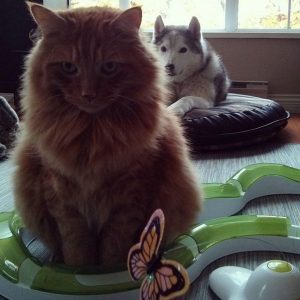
[188,16,201,41]
[154,15,165,38]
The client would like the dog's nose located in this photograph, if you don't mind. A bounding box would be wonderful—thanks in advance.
[165,64,175,71]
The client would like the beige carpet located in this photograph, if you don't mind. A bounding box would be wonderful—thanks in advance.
[1,138,300,299]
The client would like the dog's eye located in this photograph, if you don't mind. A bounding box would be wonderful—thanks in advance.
[61,62,78,75]
[161,46,167,52]
[179,47,187,53]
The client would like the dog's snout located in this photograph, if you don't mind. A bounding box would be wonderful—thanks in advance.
[165,64,175,71]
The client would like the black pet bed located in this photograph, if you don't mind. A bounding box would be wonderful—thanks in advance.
[183,93,290,151]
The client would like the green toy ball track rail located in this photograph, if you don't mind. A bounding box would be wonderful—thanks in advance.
[200,163,300,222]
[0,163,300,299]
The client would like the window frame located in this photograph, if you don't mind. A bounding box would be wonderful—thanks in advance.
[47,0,300,38]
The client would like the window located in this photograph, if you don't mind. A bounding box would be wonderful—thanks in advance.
[129,0,225,30]
[68,0,300,32]
[69,0,226,30]
[70,0,118,8]
[238,0,300,30]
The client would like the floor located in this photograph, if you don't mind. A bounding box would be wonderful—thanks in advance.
[1,114,300,300]
[278,113,300,143]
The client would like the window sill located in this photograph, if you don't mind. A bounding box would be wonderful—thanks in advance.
[203,31,300,39]
[144,30,300,39]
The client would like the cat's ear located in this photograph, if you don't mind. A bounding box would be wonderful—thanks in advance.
[188,16,201,41]
[112,7,142,31]
[154,16,165,38]
[27,2,66,36]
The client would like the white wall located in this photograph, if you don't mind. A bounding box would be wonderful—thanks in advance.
[43,0,68,9]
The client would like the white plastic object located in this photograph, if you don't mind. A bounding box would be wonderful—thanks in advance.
[209,260,300,300]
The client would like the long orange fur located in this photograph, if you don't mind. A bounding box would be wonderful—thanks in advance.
[13,4,202,267]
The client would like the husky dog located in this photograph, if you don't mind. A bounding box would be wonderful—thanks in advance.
[153,16,230,116]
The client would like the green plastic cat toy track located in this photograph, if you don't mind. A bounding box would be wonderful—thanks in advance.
[200,162,300,222]
[0,163,300,299]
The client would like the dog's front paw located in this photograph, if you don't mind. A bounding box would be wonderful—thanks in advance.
[168,96,211,117]
[168,100,190,117]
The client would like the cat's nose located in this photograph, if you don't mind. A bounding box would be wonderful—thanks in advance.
[81,91,96,102]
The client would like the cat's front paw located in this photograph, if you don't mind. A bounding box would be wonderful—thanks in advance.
[62,241,98,266]
[50,251,64,264]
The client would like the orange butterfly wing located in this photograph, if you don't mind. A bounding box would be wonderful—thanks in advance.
[127,209,190,300]
[128,209,164,281]
[140,259,190,300]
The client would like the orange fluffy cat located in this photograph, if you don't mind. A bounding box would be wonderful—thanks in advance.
[13,3,202,267]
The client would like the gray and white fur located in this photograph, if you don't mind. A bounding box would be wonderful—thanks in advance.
[153,16,230,116]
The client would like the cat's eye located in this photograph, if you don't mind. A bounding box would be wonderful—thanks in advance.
[161,46,167,52]
[179,47,187,53]
[101,62,119,76]
[61,62,78,75]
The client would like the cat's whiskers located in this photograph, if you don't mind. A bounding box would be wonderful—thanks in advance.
[44,93,63,104]
[114,94,136,103]
[46,94,77,116]
[110,94,139,117]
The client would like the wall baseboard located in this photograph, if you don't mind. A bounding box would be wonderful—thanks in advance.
[269,94,300,113]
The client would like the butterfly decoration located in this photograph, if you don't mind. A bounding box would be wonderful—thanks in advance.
[127,209,190,300]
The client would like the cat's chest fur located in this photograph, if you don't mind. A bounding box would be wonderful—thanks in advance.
[41,120,156,231]
[47,161,141,231]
